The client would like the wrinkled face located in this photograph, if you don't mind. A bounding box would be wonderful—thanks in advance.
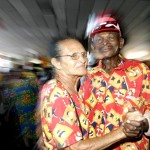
[54,39,87,76]
[91,32,124,59]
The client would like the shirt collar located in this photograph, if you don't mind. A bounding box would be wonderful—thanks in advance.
[96,54,126,72]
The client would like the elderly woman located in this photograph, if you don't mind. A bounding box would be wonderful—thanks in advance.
[39,37,142,150]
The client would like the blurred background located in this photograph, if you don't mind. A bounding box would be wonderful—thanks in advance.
[0,0,149,149]
[0,0,149,72]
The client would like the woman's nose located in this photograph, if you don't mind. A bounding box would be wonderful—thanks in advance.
[79,54,87,63]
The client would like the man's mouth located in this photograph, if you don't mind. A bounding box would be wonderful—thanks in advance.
[100,46,112,52]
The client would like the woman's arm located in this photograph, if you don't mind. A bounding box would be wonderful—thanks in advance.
[64,110,143,150]
[64,126,125,150]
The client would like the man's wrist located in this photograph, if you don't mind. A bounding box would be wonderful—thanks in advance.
[142,118,149,132]
[143,113,150,136]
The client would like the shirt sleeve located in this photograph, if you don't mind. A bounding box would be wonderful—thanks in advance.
[144,112,150,136]
[141,63,150,110]
[41,84,83,149]
[140,63,150,135]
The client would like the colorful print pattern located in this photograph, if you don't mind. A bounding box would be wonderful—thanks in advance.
[2,78,39,140]
[40,79,89,149]
[80,56,150,149]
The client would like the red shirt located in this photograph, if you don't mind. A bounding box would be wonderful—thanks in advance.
[40,79,89,149]
[80,56,150,150]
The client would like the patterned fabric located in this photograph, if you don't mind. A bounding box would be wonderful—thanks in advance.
[80,56,150,150]
[40,79,89,149]
[2,78,39,140]
[21,71,37,79]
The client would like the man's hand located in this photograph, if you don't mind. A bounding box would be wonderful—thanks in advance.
[122,107,147,138]
[123,120,143,138]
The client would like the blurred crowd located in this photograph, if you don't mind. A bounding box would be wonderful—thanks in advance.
[0,64,53,150]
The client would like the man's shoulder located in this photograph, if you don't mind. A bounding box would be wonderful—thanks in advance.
[87,66,101,75]
[123,58,145,66]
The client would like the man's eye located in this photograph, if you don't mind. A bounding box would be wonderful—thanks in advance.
[109,34,116,39]
[97,38,103,43]
[109,36,114,40]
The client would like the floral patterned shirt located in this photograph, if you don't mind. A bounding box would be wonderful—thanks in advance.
[40,79,89,149]
[80,56,150,150]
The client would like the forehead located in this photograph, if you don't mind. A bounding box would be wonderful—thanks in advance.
[59,39,85,53]
[94,31,119,37]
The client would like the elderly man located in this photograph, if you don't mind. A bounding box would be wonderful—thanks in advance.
[80,13,150,149]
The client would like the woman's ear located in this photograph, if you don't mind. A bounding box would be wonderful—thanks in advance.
[119,37,124,49]
[51,58,61,70]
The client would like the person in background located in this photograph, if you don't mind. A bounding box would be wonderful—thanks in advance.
[0,68,39,149]
[39,37,144,150]
[80,12,150,149]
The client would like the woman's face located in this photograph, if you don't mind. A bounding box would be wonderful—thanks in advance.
[56,39,87,76]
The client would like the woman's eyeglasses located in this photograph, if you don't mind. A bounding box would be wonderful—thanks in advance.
[55,52,87,60]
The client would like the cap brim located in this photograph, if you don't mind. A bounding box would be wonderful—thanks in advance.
[90,28,120,38]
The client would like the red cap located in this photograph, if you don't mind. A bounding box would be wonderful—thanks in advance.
[89,16,121,38]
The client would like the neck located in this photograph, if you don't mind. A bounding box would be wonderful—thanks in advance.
[101,55,121,74]
[55,71,80,94]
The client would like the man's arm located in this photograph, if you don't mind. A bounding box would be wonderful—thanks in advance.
[140,63,150,136]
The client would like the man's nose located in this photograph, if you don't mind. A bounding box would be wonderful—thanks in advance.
[103,38,109,45]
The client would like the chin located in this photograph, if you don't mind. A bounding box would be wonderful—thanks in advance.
[96,51,115,59]
[97,54,113,60]
[76,70,87,76]
[95,53,105,59]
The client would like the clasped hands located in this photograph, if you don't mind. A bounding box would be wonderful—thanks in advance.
[122,107,149,138]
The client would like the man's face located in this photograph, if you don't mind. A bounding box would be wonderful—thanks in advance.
[91,31,124,59]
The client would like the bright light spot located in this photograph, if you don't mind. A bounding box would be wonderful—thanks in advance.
[29,58,42,64]
[124,50,149,59]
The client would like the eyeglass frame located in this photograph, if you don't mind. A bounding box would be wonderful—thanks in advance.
[55,52,87,60]
[91,31,120,45]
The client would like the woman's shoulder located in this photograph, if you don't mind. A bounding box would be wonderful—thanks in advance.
[41,79,65,96]
[42,79,58,91]
[46,78,57,85]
